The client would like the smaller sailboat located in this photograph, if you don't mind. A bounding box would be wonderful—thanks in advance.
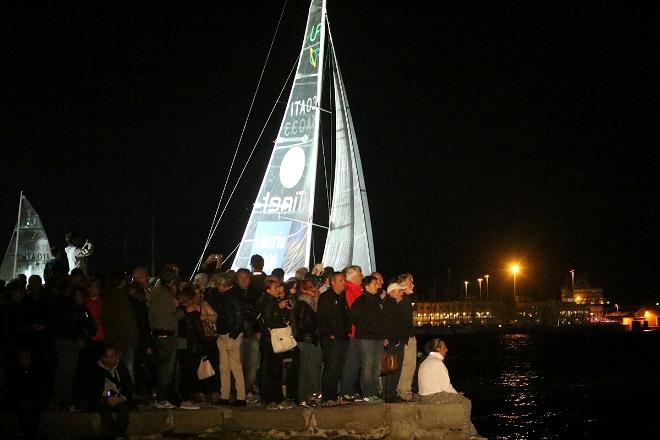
[0,192,52,281]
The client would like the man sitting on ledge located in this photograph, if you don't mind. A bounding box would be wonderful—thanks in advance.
[417,338,485,440]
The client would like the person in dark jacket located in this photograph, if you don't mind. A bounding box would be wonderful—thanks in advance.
[382,283,408,402]
[102,274,139,383]
[51,285,96,409]
[293,279,322,404]
[128,268,155,400]
[176,287,205,410]
[208,272,247,406]
[259,277,295,409]
[85,344,133,439]
[317,272,352,406]
[350,275,387,403]
[233,268,261,402]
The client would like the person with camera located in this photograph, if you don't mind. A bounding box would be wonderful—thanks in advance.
[64,232,94,275]
[86,344,133,440]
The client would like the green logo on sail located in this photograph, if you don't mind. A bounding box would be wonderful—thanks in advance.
[309,47,319,67]
[309,23,321,42]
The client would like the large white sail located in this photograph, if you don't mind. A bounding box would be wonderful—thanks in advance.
[321,45,376,274]
[0,193,52,281]
[232,0,327,277]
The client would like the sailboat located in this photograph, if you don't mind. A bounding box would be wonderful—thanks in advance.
[231,0,375,277]
[0,192,53,281]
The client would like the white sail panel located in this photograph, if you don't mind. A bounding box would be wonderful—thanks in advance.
[232,0,327,277]
[321,51,376,274]
[0,194,52,281]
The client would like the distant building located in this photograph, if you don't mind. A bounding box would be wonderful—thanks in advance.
[560,277,604,304]
[413,300,506,326]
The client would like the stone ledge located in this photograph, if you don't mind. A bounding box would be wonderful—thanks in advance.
[0,402,466,439]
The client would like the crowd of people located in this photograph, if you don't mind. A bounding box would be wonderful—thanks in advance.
[0,238,483,440]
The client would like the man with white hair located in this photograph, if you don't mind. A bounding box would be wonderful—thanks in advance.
[340,265,363,400]
[418,339,484,439]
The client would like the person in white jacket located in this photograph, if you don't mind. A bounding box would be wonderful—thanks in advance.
[65,232,94,274]
[417,339,485,440]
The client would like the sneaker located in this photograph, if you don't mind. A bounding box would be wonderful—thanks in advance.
[155,400,176,409]
[266,402,280,410]
[278,399,295,409]
[231,399,247,407]
[179,401,200,410]
[215,398,230,406]
[363,396,384,404]
[246,392,259,404]
[67,405,83,412]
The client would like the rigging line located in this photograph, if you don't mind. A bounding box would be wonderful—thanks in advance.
[204,54,301,253]
[195,0,289,269]
[192,55,299,276]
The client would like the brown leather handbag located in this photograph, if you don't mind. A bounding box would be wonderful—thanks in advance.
[381,350,399,375]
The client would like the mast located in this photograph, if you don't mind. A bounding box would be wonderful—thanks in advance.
[304,0,327,269]
[13,191,23,278]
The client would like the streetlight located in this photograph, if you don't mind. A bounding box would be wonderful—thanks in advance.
[484,274,489,301]
[615,303,619,313]
[477,278,483,300]
[510,264,520,300]
[464,281,469,301]
[570,269,575,293]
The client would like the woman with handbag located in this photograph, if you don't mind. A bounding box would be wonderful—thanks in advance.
[259,277,296,410]
[382,283,408,402]
[176,287,205,410]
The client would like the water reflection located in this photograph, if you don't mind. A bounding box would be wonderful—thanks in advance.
[490,333,547,439]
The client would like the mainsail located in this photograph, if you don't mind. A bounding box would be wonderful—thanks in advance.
[231,0,376,276]
[232,0,327,276]
[0,192,52,281]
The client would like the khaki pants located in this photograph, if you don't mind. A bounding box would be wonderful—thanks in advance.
[396,336,416,399]
[418,391,479,437]
[217,333,246,400]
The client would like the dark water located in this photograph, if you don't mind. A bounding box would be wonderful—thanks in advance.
[418,327,660,439]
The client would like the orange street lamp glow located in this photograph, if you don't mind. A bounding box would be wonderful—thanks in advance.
[509,263,521,300]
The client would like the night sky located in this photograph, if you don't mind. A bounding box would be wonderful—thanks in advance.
[2,1,658,303]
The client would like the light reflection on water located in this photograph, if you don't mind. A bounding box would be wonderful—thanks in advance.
[490,334,546,439]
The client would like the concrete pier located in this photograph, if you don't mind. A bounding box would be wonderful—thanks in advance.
[0,402,471,439]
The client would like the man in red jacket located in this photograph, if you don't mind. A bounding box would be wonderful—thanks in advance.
[340,265,363,399]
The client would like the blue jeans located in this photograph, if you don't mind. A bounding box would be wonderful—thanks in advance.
[154,336,178,402]
[340,337,361,395]
[297,341,322,402]
[240,334,260,393]
[357,338,384,398]
[321,338,348,401]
